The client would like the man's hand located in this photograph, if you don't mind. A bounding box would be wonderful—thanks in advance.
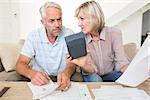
[57,71,71,91]
[28,70,50,86]
[16,54,51,86]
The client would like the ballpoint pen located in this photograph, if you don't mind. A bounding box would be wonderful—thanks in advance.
[0,87,10,97]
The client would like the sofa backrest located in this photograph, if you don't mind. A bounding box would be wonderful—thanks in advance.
[0,42,138,72]
[123,42,138,63]
[0,43,22,72]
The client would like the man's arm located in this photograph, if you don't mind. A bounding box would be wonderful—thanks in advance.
[57,62,76,91]
[16,54,32,78]
[16,54,50,85]
[63,62,76,78]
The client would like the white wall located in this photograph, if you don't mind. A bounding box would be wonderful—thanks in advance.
[20,0,132,40]
[115,3,150,47]
[0,0,147,44]
[10,0,20,42]
[0,0,13,42]
[19,0,36,40]
[116,11,143,47]
[34,0,133,32]
[0,0,20,43]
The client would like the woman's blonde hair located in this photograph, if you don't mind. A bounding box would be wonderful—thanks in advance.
[75,0,105,32]
[39,2,62,19]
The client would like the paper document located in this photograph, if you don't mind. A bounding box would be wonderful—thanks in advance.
[27,82,92,100]
[41,82,92,100]
[27,80,58,99]
[92,85,150,100]
[116,35,150,87]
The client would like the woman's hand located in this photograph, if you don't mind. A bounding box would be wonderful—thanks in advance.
[66,53,95,73]
[120,65,128,72]
[66,53,87,67]
[66,53,72,64]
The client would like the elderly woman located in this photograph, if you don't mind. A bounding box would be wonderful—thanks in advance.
[69,1,129,82]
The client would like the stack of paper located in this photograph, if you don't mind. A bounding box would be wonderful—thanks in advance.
[92,85,150,100]
[27,81,58,99]
[116,35,150,87]
[27,82,92,100]
[41,83,92,100]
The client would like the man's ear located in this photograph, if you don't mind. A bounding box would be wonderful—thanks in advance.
[41,19,45,25]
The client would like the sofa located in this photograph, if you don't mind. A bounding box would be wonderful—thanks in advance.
[0,42,138,81]
[0,43,22,81]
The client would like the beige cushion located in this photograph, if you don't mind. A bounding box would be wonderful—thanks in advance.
[0,43,22,72]
[0,70,16,81]
[124,43,138,62]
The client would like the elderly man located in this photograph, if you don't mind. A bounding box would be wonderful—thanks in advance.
[16,2,82,91]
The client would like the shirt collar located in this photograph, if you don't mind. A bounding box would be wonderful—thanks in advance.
[100,27,106,40]
[40,26,49,43]
[40,26,64,44]
[86,27,106,44]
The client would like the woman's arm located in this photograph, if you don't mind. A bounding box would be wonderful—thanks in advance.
[66,53,95,73]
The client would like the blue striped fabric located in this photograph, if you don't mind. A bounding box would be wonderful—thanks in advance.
[21,26,74,76]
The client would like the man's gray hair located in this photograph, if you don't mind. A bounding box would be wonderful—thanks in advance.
[39,2,62,19]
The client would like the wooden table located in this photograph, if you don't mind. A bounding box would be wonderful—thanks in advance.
[0,81,150,100]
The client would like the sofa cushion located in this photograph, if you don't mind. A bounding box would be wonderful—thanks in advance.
[0,43,22,72]
[0,58,4,72]
[0,71,16,81]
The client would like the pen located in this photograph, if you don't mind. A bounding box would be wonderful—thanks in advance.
[0,87,10,97]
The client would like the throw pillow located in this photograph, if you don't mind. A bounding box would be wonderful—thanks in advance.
[0,43,22,72]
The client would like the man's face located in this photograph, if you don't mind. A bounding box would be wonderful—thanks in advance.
[42,7,62,37]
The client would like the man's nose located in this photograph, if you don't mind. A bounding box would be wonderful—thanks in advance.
[54,20,59,27]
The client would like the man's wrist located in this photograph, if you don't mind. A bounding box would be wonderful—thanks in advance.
[63,69,71,78]
[27,69,33,79]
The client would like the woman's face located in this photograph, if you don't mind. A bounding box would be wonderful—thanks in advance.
[77,13,91,34]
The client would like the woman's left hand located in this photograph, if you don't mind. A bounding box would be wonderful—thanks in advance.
[66,53,87,67]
